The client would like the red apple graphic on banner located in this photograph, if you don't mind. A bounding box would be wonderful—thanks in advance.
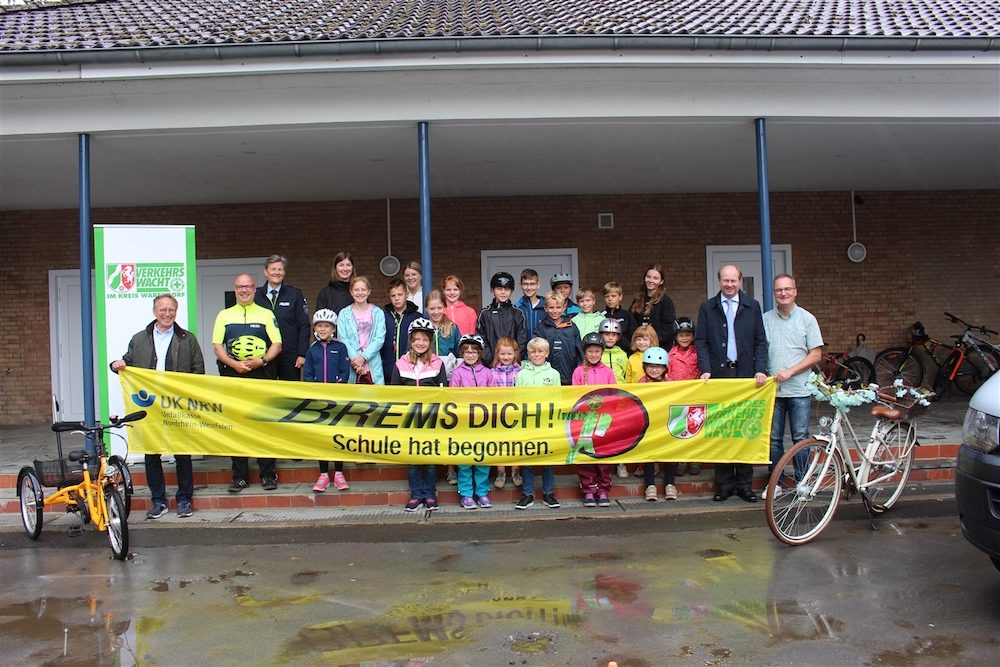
[564,388,649,463]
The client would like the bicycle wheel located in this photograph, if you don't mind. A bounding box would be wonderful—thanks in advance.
[106,456,133,518]
[862,422,915,510]
[104,488,129,561]
[833,356,876,389]
[766,438,843,546]
[930,353,959,400]
[874,347,924,388]
[954,345,1000,396]
[18,468,44,540]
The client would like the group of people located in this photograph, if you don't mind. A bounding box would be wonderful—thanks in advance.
[112,251,822,518]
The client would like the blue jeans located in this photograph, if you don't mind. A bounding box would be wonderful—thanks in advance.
[145,454,193,505]
[770,395,812,481]
[408,465,437,500]
[520,466,554,496]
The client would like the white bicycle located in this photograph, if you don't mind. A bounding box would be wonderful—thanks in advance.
[765,374,933,546]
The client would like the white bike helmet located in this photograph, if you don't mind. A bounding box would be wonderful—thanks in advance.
[408,317,436,337]
[459,333,486,350]
[312,309,337,326]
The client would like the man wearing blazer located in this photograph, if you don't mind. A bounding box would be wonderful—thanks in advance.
[695,263,768,503]
[254,254,310,382]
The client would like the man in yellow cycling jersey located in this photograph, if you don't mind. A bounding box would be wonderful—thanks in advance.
[212,273,282,492]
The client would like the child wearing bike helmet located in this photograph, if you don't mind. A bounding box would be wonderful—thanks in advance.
[599,318,628,384]
[637,346,680,501]
[668,316,702,477]
[573,332,617,507]
[390,318,448,512]
[304,309,351,492]
[450,334,495,509]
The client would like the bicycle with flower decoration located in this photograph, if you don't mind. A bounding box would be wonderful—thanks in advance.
[765,373,934,546]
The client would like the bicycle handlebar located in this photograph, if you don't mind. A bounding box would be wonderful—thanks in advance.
[944,312,997,337]
[51,410,147,433]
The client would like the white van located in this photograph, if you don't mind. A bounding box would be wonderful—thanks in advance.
[956,370,1000,571]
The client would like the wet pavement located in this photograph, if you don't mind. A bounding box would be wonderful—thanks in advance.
[1,513,997,666]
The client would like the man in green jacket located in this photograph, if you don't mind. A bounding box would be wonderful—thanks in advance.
[111,293,205,519]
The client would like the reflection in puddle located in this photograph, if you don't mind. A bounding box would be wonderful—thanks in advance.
[0,596,135,666]
[869,636,965,666]
[506,631,556,654]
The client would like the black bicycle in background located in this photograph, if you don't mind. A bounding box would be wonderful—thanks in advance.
[874,314,1000,398]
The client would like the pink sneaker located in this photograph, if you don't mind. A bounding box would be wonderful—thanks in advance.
[333,471,349,490]
[312,473,330,493]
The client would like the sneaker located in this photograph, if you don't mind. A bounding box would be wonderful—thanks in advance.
[542,493,561,508]
[512,471,523,487]
[261,475,278,491]
[597,493,611,507]
[676,463,688,476]
[176,500,193,518]
[228,478,247,493]
[477,496,493,509]
[332,471,349,490]
[446,467,458,485]
[664,484,679,501]
[312,473,330,493]
[645,485,658,502]
[761,485,782,500]
[515,494,534,510]
[583,493,597,507]
[425,497,439,511]
[494,471,507,489]
[460,496,477,510]
[616,464,628,478]
[689,463,702,476]
[145,502,168,519]
[404,498,424,512]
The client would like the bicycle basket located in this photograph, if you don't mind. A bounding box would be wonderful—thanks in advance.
[876,388,933,421]
[33,458,84,487]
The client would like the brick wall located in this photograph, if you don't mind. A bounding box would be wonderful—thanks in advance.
[1,189,997,424]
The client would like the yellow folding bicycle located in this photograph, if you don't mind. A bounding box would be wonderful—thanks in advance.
[17,411,145,561]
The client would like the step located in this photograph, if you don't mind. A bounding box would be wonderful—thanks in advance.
[0,458,956,516]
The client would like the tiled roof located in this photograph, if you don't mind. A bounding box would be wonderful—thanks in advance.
[1,0,998,52]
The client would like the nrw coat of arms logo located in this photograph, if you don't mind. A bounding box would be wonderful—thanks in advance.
[107,263,137,292]
[667,405,706,439]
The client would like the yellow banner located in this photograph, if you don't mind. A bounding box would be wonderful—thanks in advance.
[119,367,774,464]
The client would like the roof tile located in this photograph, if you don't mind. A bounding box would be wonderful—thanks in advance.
[0,0,997,53]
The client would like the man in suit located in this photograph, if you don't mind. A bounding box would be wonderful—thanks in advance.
[254,254,310,381]
[695,263,768,503]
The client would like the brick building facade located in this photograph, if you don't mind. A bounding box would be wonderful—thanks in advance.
[2,188,997,424]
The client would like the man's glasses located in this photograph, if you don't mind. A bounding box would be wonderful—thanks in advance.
[774,287,796,294]
[235,285,255,290]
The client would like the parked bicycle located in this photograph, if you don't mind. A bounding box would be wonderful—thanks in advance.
[17,411,144,560]
[765,374,933,546]
[874,314,999,397]
[815,334,874,390]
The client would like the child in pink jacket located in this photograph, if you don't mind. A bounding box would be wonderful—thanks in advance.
[573,332,617,507]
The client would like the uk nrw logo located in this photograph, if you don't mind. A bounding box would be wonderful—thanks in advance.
[667,405,706,439]
[131,390,156,408]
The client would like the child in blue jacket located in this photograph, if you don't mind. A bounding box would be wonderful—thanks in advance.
[304,309,351,492]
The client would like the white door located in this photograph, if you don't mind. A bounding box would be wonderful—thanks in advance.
[705,245,792,304]
[49,271,97,422]
[480,249,579,308]
[49,259,265,421]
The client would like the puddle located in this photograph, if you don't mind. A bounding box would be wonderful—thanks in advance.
[0,596,134,665]
[868,636,964,666]
[506,631,557,654]
[566,552,624,562]
[767,600,845,640]
[290,570,328,586]
[698,548,733,560]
